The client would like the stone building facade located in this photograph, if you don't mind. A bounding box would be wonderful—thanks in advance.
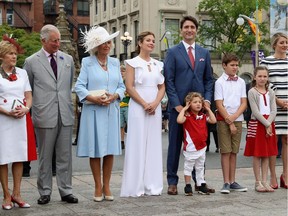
[89,0,257,80]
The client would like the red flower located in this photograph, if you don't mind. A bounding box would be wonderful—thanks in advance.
[8,74,17,81]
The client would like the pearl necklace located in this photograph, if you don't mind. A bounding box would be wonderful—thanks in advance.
[96,57,107,67]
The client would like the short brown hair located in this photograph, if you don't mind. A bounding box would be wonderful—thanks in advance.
[180,16,199,30]
[222,53,239,65]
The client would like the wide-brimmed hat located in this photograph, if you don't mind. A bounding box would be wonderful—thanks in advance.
[81,26,119,53]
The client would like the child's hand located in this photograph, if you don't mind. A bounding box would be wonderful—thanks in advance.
[203,103,211,112]
[266,125,273,137]
[183,101,190,111]
[229,123,237,135]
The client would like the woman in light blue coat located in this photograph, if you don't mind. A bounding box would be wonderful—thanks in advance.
[75,26,125,202]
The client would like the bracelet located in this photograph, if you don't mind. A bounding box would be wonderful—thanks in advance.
[114,93,119,100]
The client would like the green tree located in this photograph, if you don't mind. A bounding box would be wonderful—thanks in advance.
[197,0,270,61]
[0,24,41,67]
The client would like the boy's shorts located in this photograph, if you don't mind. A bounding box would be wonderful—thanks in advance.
[120,106,128,128]
[217,121,242,154]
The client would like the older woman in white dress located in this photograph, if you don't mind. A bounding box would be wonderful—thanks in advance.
[120,31,165,197]
[0,36,33,210]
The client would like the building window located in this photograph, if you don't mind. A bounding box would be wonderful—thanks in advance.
[123,0,126,3]
[65,0,73,15]
[134,20,139,46]
[112,27,117,56]
[113,0,116,8]
[122,24,127,35]
[165,19,180,48]
[104,0,107,11]
[95,0,98,15]
[201,20,216,51]
[77,0,89,16]
[6,9,13,26]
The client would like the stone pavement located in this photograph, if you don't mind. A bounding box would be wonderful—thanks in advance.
[1,166,287,216]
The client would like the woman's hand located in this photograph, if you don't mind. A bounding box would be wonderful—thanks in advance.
[8,106,29,119]
[143,101,157,115]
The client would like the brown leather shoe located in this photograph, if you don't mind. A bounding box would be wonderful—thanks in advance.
[167,185,178,195]
[195,184,215,193]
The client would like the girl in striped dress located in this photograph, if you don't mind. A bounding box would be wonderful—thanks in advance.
[260,32,288,189]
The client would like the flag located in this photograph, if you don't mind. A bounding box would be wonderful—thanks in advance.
[248,20,261,43]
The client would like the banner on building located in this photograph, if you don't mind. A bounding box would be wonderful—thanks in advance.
[270,0,288,37]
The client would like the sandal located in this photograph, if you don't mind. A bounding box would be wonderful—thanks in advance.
[255,181,266,192]
[262,181,275,192]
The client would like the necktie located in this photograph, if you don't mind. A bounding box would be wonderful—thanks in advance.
[50,54,57,79]
[227,76,238,81]
[188,46,195,69]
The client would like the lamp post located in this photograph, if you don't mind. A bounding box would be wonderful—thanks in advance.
[236,1,259,66]
[159,30,171,60]
[120,32,133,60]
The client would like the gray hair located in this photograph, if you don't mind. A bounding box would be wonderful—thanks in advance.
[40,24,60,41]
[90,41,115,56]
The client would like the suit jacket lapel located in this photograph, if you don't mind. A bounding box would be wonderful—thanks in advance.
[194,44,201,72]
[38,50,57,81]
[178,42,193,70]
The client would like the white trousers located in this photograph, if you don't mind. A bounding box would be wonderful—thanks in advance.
[183,147,206,186]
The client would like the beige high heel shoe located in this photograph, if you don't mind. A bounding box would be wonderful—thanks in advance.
[262,181,275,192]
[255,181,266,192]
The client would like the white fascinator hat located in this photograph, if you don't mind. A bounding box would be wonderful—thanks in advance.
[81,26,119,53]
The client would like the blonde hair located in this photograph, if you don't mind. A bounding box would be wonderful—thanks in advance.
[271,32,287,50]
[184,92,204,111]
[120,64,126,71]
[0,40,17,59]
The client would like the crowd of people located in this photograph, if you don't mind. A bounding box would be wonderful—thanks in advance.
[0,16,287,210]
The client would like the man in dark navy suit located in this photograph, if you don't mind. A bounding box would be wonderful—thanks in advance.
[164,16,214,195]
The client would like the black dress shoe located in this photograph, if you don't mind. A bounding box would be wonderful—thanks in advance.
[22,172,30,177]
[61,194,78,203]
[38,195,50,205]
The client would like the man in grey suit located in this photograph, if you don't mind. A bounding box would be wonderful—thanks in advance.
[24,24,78,204]
[164,16,214,195]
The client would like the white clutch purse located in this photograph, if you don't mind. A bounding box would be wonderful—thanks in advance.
[11,99,25,110]
[86,89,108,104]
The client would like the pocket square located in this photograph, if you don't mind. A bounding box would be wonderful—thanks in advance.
[199,58,205,62]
